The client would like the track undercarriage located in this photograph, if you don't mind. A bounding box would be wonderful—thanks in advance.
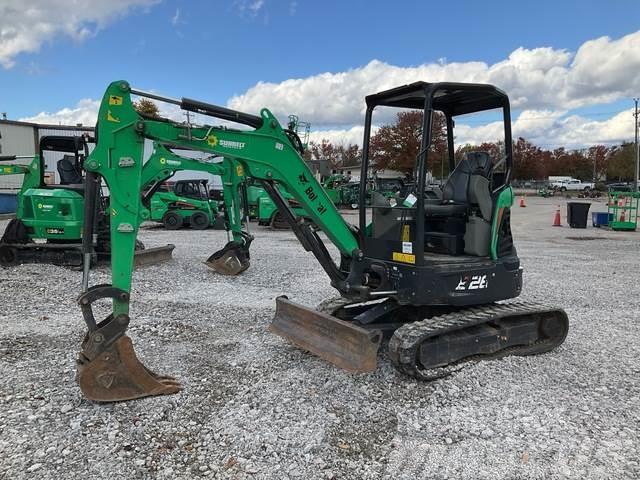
[272,296,569,380]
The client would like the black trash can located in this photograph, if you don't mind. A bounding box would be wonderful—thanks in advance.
[567,202,591,228]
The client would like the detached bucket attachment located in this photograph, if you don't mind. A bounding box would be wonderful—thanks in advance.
[133,244,175,267]
[77,335,181,402]
[205,241,250,275]
[270,296,382,373]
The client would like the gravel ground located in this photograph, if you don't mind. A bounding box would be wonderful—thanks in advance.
[1,197,639,479]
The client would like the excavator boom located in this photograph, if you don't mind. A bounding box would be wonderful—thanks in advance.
[76,80,367,401]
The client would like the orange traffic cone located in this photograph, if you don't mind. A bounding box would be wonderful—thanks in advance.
[552,206,562,227]
[519,195,527,207]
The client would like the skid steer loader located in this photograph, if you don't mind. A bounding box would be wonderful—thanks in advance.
[74,80,568,402]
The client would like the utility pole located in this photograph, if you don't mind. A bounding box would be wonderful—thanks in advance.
[634,98,639,192]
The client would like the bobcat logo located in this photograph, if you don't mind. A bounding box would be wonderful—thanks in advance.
[455,274,488,291]
[298,173,309,184]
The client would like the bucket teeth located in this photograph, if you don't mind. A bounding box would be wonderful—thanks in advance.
[205,241,250,275]
[77,335,181,402]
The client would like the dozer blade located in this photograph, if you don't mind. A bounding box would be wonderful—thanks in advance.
[270,296,382,373]
[205,241,250,276]
[133,244,175,267]
[77,335,181,402]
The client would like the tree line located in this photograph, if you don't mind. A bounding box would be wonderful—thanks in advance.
[307,111,637,182]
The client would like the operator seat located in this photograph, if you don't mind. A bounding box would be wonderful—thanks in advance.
[57,155,83,185]
[464,151,494,256]
[423,158,472,217]
[466,151,493,220]
[423,151,493,255]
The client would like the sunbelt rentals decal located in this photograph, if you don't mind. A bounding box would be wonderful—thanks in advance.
[160,157,181,167]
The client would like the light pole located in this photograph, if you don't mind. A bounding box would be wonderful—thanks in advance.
[634,98,639,192]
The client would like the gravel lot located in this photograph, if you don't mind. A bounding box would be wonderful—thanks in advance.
[1,197,639,479]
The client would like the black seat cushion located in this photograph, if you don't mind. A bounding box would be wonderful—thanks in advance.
[424,202,467,216]
[57,155,83,185]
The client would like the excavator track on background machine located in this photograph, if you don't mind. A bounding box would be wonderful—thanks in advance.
[75,80,568,402]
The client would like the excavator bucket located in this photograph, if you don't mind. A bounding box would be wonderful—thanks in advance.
[270,296,382,373]
[205,241,250,275]
[133,244,176,267]
[77,335,181,402]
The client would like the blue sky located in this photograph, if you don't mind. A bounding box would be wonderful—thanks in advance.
[1,0,639,147]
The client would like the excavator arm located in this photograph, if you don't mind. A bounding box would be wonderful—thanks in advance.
[0,155,42,193]
[141,143,250,247]
[85,81,360,295]
[76,81,368,402]
[139,143,253,274]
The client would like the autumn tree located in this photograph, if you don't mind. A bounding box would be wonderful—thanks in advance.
[133,98,160,118]
[369,110,446,176]
[309,140,361,169]
[310,139,340,168]
[341,144,361,167]
[606,143,636,181]
[586,145,610,181]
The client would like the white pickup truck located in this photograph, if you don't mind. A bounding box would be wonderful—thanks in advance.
[550,178,594,191]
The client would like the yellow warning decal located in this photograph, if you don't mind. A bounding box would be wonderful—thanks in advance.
[109,95,123,105]
[3,167,11,173]
[392,252,415,264]
[236,165,244,177]
[106,110,120,123]
[401,224,410,242]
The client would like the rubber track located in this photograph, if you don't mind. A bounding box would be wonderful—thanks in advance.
[387,302,568,381]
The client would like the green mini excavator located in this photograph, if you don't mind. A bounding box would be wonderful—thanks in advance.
[0,135,175,267]
[75,80,568,402]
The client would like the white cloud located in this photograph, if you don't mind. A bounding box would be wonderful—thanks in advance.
[18,96,237,129]
[171,8,181,26]
[0,0,158,68]
[232,0,265,17]
[19,99,100,126]
[307,108,636,150]
[16,29,640,150]
[249,0,264,14]
[309,126,370,147]
[228,31,640,127]
[453,108,635,148]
